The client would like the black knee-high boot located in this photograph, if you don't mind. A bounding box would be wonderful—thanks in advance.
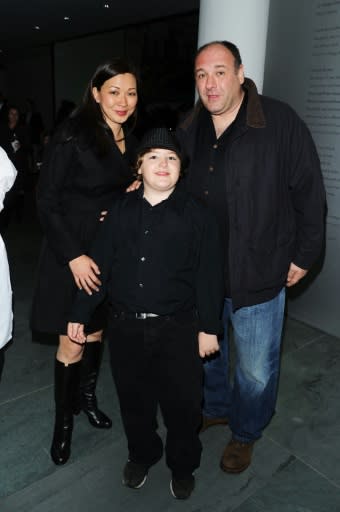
[50,359,81,465]
[79,341,112,429]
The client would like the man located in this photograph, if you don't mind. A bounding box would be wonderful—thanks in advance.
[177,41,326,474]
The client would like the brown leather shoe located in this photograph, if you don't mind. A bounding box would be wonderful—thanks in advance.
[200,415,228,433]
[220,438,254,473]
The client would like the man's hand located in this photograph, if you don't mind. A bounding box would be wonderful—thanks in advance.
[69,255,101,295]
[286,262,308,287]
[67,322,86,344]
[198,332,220,358]
[126,179,142,192]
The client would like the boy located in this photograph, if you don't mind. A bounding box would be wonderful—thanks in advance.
[68,128,223,499]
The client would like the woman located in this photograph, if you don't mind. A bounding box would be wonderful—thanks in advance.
[0,147,17,376]
[31,59,138,465]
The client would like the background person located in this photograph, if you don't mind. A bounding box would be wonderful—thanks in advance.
[0,105,31,226]
[0,146,17,377]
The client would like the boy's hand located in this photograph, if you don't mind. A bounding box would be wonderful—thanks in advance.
[67,322,86,344]
[198,332,219,358]
[99,210,108,222]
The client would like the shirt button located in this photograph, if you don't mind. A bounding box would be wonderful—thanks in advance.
[209,166,214,172]
[204,190,209,195]
[213,144,218,149]
[140,257,146,262]
[139,283,144,288]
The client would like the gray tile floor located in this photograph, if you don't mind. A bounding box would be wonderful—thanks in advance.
[0,196,339,511]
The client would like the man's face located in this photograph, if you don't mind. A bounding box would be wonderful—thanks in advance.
[8,108,19,125]
[195,44,244,116]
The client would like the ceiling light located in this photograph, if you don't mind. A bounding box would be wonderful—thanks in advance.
[64,16,71,21]
[34,26,40,30]
[104,4,110,8]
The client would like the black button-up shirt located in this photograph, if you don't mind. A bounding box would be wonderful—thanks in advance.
[185,95,247,296]
[70,182,224,334]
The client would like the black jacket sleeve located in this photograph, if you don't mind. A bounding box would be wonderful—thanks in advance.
[36,139,85,265]
[68,204,117,325]
[287,113,326,269]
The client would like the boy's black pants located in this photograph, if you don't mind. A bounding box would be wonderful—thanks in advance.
[108,311,203,476]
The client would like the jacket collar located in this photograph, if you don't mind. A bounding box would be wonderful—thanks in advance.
[242,78,266,128]
[181,77,266,131]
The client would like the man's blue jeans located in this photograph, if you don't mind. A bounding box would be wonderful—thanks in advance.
[203,288,285,443]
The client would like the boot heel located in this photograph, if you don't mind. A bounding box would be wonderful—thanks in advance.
[51,414,73,465]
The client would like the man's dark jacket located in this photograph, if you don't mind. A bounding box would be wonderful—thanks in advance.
[177,78,326,309]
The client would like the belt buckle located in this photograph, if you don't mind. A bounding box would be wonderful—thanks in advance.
[137,312,147,320]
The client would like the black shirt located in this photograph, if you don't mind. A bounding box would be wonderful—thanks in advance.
[70,182,224,334]
[185,95,248,296]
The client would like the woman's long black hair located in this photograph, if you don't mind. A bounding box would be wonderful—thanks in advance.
[61,59,138,155]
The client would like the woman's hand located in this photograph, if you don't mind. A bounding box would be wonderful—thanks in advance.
[126,179,142,192]
[69,254,101,295]
[198,332,220,358]
[67,322,86,344]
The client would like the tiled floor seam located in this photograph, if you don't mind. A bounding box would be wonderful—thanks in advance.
[0,384,53,406]
[264,433,340,490]
[282,333,329,355]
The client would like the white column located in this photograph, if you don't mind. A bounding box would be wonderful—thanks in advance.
[198,0,270,92]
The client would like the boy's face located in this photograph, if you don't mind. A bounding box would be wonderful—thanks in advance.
[138,148,181,195]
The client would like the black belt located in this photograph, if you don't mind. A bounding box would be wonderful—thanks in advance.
[112,312,161,320]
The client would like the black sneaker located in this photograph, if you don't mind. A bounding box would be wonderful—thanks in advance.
[122,460,149,489]
[170,473,195,499]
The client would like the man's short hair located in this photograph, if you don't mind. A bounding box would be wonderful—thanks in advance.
[195,41,242,70]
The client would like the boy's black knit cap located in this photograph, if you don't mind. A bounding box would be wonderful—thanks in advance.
[137,127,182,159]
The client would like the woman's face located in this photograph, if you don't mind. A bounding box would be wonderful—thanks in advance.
[92,73,137,132]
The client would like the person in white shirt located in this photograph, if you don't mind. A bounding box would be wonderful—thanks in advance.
[0,146,17,377]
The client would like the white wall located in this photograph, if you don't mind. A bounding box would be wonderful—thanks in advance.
[264,0,340,337]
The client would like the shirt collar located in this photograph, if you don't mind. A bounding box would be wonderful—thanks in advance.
[199,92,248,142]
[137,179,188,212]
